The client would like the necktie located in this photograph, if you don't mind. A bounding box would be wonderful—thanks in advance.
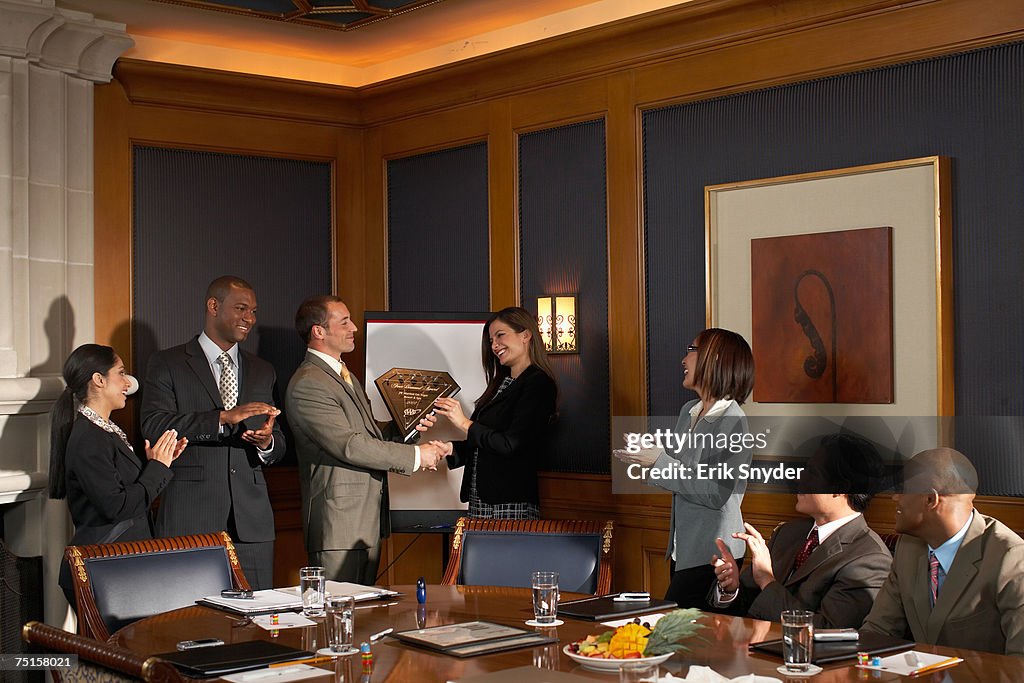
[218,351,237,410]
[791,527,820,574]
[928,552,944,606]
[339,361,353,387]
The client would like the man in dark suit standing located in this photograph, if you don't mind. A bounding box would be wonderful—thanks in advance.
[709,434,892,628]
[285,295,443,584]
[141,275,285,589]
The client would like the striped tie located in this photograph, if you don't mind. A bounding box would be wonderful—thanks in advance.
[928,552,944,606]
[339,361,353,387]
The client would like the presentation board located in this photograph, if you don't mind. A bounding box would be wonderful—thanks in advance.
[364,312,490,530]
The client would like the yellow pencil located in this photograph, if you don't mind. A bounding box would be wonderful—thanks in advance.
[268,655,335,668]
[908,656,962,677]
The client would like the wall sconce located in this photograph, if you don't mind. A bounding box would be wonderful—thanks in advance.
[536,295,578,354]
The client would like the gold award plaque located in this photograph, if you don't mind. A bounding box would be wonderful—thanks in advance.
[374,368,461,440]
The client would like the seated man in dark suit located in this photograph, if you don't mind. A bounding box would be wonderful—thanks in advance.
[862,447,1024,655]
[709,434,892,628]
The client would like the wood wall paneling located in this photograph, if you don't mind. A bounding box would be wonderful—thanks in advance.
[93,0,1024,592]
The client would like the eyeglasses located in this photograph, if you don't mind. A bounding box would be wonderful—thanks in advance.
[686,344,699,354]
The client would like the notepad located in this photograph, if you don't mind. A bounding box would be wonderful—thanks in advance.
[197,589,304,616]
[855,650,963,676]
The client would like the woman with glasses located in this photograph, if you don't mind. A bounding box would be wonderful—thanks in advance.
[617,328,754,607]
[49,343,188,605]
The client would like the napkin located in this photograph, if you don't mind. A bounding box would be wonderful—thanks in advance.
[252,613,317,630]
[666,666,782,683]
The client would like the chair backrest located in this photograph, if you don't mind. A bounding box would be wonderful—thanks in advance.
[441,518,613,594]
[66,531,249,640]
[22,620,185,682]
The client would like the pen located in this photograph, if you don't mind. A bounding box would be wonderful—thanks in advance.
[369,627,393,642]
[268,655,334,668]
[240,667,299,681]
[908,656,962,677]
[559,593,615,606]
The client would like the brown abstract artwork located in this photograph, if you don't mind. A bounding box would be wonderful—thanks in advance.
[750,227,893,403]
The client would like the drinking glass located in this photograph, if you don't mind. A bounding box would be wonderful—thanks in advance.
[326,596,357,655]
[619,662,660,683]
[781,609,814,672]
[531,571,559,624]
[300,566,326,617]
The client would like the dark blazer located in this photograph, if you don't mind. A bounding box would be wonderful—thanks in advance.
[447,364,556,505]
[140,337,285,542]
[863,512,1024,655]
[714,515,892,628]
[64,418,173,545]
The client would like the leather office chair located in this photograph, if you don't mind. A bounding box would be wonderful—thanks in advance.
[22,620,185,682]
[65,531,250,641]
[441,518,613,594]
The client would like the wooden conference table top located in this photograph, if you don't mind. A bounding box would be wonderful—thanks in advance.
[111,585,1021,682]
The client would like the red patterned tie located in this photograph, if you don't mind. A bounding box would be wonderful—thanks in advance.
[791,528,820,574]
[929,552,941,606]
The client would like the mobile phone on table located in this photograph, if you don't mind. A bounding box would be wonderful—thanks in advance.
[176,638,225,650]
[221,589,254,599]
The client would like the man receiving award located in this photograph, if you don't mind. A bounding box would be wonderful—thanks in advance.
[285,295,445,584]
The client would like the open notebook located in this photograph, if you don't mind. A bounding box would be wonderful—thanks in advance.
[198,581,399,616]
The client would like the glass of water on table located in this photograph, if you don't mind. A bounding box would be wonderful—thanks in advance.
[299,566,326,617]
[531,571,559,625]
[781,609,814,672]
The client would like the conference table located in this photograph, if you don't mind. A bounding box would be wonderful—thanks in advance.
[111,585,1021,682]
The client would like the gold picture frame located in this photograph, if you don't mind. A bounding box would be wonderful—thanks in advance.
[705,156,953,421]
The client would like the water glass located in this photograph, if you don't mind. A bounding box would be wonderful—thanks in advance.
[781,609,814,672]
[619,662,660,683]
[326,595,357,655]
[531,571,559,624]
[300,566,326,617]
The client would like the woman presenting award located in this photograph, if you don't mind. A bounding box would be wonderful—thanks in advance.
[428,307,557,519]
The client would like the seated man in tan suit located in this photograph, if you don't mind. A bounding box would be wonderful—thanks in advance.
[862,447,1024,656]
[285,295,444,584]
[709,434,892,628]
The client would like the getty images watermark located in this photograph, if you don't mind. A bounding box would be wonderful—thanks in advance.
[619,428,805,485]
[609,414,953,495]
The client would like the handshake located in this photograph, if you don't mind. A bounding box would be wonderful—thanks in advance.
[418,440,454,472]
[414,397,467,472]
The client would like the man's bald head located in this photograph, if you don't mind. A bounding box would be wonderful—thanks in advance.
[900,448,978,497]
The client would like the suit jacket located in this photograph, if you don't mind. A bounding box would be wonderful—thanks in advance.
[140,337,285,542]
[716,515,892,628]
[64,418,173,545]
[447,364,556,505]
[285,352,416,553]
[862,512,1024,656]
[650,399,752,570]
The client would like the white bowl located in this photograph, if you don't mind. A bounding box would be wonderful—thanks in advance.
[562,645,673,672]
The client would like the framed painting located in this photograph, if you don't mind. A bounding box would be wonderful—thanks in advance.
[705,156,952,420]
[750,226,893,403]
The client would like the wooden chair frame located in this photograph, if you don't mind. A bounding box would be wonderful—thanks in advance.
[441,518,614,595]
[22,620,184,682]
[65,530,249,641]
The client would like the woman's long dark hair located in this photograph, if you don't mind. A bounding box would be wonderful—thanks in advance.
[48,344,118,499]
[476,307,558,409]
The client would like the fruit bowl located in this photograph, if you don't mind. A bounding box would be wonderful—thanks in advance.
[562,645,673,672]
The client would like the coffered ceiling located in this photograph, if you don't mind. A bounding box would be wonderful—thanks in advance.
[57,0,694,87]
